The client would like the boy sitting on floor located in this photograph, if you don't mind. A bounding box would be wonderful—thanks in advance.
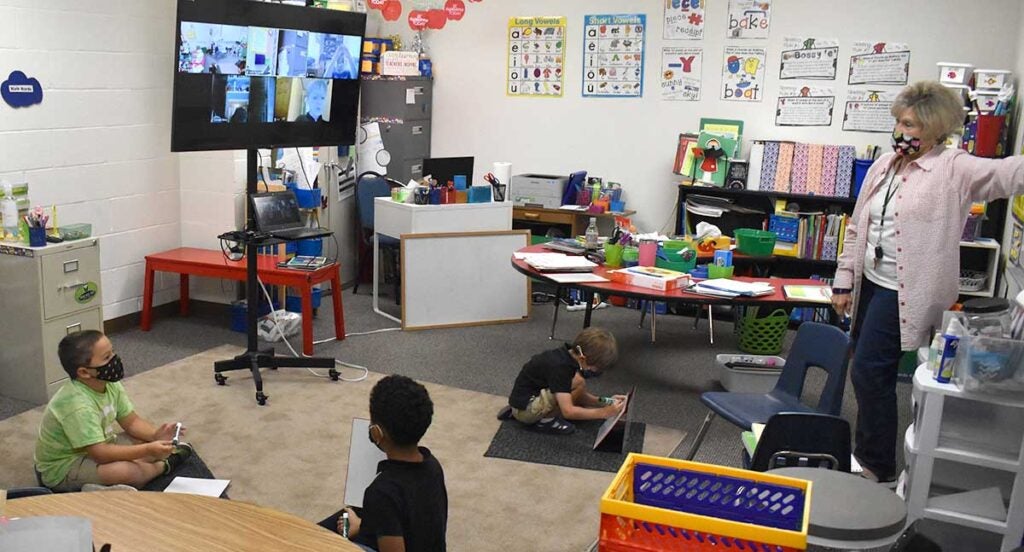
[320,374,448,552]
[34,330,192,492]
[498,327,625,434]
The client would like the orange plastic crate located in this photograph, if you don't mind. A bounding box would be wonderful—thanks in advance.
[599,454,812,551]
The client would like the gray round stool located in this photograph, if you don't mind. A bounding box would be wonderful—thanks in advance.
[772,467,907,550]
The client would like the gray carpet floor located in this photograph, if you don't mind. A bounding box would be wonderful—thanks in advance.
[2,288,999,549]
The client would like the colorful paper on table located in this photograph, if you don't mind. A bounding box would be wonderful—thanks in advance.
[546,272,610,284]
[783,285,832,303]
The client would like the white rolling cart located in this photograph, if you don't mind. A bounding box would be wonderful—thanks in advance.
[904,365,1024,551]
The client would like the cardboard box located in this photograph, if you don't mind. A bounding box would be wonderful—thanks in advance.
[510,174,568,209]
[611,268,690,291]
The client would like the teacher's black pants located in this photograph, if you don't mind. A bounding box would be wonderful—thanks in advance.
[851,278,902,481]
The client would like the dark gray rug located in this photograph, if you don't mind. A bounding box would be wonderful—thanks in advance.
[484,420,646,473]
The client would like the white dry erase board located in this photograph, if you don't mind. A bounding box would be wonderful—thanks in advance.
[345,418,387,508]
[401,230,530,330]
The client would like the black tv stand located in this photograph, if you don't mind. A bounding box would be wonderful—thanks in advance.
[213,149,339,405]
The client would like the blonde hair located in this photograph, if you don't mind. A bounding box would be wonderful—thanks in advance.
[890,81,965,142]
[573,327,618,370]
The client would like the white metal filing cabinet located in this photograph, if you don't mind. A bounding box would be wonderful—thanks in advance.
[0,239,103,404]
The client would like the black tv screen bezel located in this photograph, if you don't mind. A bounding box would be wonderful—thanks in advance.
[171,0,366,152]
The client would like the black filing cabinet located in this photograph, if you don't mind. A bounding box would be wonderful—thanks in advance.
[360,76,432,184]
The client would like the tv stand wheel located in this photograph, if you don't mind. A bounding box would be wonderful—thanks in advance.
[215,374,227,385]
[329,368,340,381]
[256,391,268,406]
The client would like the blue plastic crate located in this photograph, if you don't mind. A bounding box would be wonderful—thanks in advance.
[286,288,322,313]
[632,462,807,532]
[769,215,800,243]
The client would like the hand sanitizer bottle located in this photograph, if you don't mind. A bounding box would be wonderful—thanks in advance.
[585,217,599,249]
[1,182,19,240]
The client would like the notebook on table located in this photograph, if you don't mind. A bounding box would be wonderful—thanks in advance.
[250,191,332,241]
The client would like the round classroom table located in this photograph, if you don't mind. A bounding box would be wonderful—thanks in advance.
[772,467,907,550]
[5,491,360,552]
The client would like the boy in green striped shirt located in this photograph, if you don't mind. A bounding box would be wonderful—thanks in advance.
[34,330,192,491]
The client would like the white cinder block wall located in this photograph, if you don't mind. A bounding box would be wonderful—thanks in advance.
[0,0,183,320]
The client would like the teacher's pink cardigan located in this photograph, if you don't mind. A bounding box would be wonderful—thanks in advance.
[834,146,1024,350]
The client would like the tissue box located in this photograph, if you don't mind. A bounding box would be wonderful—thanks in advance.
[510,174,568,209]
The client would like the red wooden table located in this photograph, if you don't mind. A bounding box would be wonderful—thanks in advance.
[511,244,834,339]
[141,248,345,355]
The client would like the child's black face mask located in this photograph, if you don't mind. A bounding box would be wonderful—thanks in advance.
[88,355,125,382]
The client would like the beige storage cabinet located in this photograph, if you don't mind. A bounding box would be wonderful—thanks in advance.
[0,239,103,404]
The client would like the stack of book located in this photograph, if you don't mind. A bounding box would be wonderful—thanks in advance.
[277,256,330,270]
[611,266,690,291]
[771,202,847,261]
[688,278,774,298]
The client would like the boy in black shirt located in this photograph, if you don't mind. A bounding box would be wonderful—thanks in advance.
[321,375,447,552]
[499,327,625,434]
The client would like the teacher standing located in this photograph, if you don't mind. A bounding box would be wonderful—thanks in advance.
[832,81,1024,485]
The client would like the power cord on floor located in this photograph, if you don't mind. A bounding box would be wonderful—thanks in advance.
[257,277,370,382]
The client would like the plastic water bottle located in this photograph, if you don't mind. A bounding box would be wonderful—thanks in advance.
[585,217,599,249]
[1,182,19,240]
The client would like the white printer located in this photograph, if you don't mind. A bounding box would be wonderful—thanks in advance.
[510,174,568,209]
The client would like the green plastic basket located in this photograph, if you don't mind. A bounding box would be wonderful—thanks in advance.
[735,308,790,355]
[735,228,777,256]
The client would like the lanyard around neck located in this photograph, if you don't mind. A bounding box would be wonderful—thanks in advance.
[875,163,902,262]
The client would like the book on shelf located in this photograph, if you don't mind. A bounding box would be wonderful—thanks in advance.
[278,256,329,270]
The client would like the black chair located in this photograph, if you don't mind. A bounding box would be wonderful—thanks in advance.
[7,486,52,499]
[353,172,403,303]
[745,412,852,472]
[684,322,850,459]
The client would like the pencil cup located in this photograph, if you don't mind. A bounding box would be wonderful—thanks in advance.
[604,243,624,268]
[638,240,657,267]
[28,226,46,247]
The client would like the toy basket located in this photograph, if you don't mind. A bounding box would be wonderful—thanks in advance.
[735,308,790,355]
[599,453,811,551]
[959,269,988,292]
[735,228,778,256]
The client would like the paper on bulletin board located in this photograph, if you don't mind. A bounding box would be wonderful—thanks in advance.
[776,86,835,127]
[726,0,771,39]
[356,121,389,176]
[721,46,766,102]
[507,16,567,98]
[661,47,702,101]
[582,14,646,98]
[849,41,911,85]
[843,87,897,133]
[779,37,838,80]
[664,0,704,40]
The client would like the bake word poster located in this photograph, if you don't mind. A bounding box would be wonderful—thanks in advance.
[726,0,771,39]
[664,0,704,40]
[780,37,838,80]
[582,14,646,98]
[721,46,766,102]
[661,46,702,101]
[849,41,911,85]
[507,16,567,97]
[776,86,835,127]
[843,87,897,133]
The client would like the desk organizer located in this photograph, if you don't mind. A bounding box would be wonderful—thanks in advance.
[600,454,811,551]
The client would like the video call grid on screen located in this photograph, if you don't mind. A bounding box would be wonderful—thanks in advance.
[171,0,365,152]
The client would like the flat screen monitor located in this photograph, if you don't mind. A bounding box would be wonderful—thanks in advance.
[423,157,474,187]
[172,0,366,152]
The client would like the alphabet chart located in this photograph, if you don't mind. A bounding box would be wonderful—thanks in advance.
[582,14,646,98]
[507,16,567,98]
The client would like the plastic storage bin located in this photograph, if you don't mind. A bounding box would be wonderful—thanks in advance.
[715,353,786,393]
[734,228,777,256]
[286,288,322,313]
[599,453,811,551]
[957,334,1024,393]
